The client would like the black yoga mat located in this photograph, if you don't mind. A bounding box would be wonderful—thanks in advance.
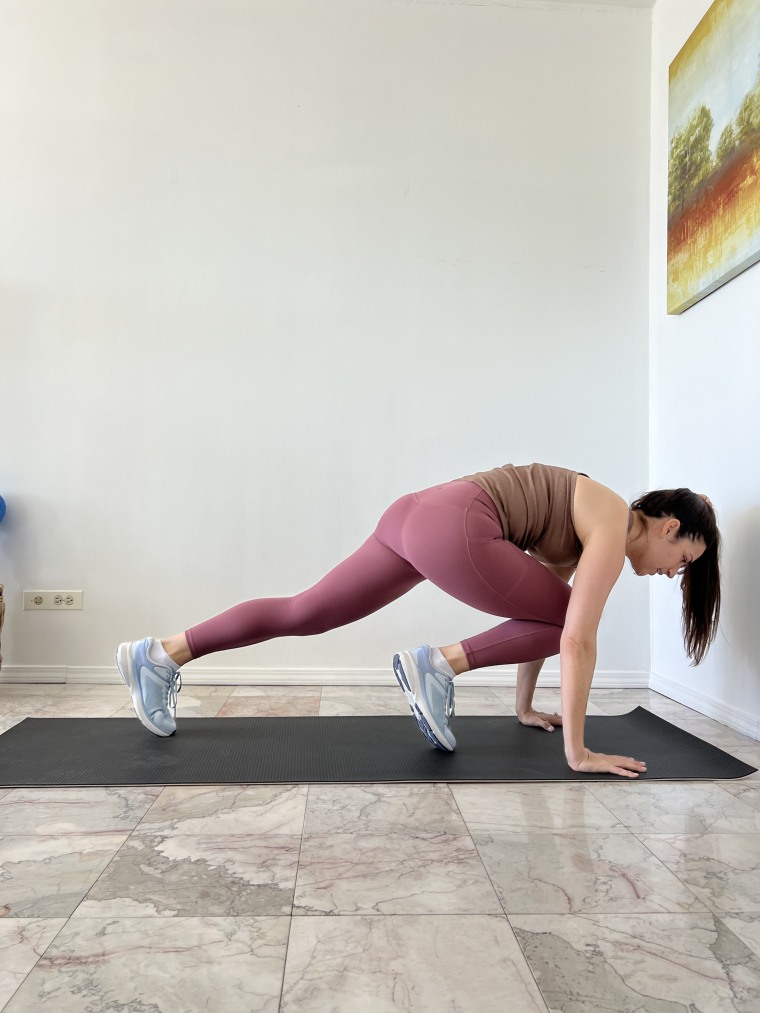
[0,707,755,786]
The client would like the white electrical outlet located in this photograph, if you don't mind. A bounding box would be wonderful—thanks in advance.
[23,590,84,610]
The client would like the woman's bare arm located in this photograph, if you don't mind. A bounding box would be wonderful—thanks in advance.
[516,562,576,726]
[561,481,647,778]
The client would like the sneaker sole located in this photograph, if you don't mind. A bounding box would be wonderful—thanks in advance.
[393,652,455,752]
[116,643,174,737]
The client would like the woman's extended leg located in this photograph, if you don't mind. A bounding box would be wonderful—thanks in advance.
[117,524,426,736]
[183,535,424,659]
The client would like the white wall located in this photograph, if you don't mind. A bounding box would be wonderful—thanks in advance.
[1,0,652,685]
[650,0,760,734]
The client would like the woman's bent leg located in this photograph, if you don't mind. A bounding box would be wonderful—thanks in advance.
[185,532,424,659]
[377,482,571,671]
[460,619,564,671]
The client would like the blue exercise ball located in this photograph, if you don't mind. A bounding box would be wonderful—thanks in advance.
[0,496,5,523]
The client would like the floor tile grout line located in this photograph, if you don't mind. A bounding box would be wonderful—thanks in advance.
[627,826,721,915]
[578,781,634,833]
[0,920,66,1013]
[47,785,172,924]
[444,781,552,1011]
[276,782,310,1012]
[594,778,760,834]
[64,827,142,919]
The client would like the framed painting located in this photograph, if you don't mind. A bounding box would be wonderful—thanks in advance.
[668,0,760,314]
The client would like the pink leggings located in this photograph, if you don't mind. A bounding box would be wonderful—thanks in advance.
[185,480,571,670]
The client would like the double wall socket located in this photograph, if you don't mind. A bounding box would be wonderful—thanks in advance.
[23,590,84,610]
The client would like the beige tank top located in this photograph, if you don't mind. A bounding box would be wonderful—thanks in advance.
[459,463,585,567]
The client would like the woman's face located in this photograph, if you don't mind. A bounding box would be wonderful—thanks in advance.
[629,518,707,578]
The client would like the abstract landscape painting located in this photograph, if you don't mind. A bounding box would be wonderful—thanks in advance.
[668,0,760,314]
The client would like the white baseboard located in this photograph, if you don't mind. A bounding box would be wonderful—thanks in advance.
[0,665,649,689]
[649,670,760,741]
[0,667,67,685]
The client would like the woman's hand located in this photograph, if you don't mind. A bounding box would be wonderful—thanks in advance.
[518,709,563,732]
[568,749,647,778]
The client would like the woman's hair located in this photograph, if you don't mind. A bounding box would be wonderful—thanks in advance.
[630,488,721,666]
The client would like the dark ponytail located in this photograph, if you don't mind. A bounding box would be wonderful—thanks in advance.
[630,488,721,666]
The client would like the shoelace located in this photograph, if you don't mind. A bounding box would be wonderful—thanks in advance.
[444,678,455,720]
[165,670,183,716]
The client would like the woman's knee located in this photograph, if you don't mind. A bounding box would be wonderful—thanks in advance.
[284,594,339,636]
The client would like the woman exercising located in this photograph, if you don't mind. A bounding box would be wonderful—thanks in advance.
[117,463,721,779]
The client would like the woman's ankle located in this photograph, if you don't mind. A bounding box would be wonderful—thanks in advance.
[439,643,470,676]
[161,634,193,667]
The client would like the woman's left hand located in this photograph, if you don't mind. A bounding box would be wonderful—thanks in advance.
[518,709,563,732]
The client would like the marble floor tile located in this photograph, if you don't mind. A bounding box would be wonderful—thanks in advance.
[0,688,81,716]
[303,783,466,836]
[587,781,760,834]
[0,685,64,695]
[613,700,699,721]
[1,693,125,719]
[473,830,707,914]
[111,684,235,719]
[585,689,662,715]
[133,783,308,837]
[643,697,707,720]
[720,913,760,961]
[727,747,760,782]
[219,688,321,717]
[0,919,67,1011]
[74,832,301,917]
[0,833,128,918]
[449,783,627,834]
[511,912,760,1013]
[722,780,760,811]
[662,714,758,750]
[294,832,502,915]
[0,714,23,735]
[450,688,515,716]
[281,914,549,1013]
[0,786,163,835]
[639,833,760,914]
[492,688,607,716]
[0,695,44,717]
[4,916,290,1013]
[228,686,322,698]
[319,686,410,716]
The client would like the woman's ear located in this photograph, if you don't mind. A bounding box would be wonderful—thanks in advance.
[663,517,681,538]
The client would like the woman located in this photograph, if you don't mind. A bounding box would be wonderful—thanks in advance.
[117,463,721,779]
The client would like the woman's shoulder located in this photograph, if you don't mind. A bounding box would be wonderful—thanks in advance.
[573,475,629,545]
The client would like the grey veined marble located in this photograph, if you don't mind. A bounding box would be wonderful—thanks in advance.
[4,916,290,1013]
[0,919,67,1010]
[0,833,128,918]
[74,832,301,918]
[511,913,760,1013]
[294,831,502,916]
[473,830,708,915]
[0,786,163,835]
[281,914,549,1013]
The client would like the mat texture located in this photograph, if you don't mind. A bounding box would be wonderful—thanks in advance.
[0,707,755,786]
